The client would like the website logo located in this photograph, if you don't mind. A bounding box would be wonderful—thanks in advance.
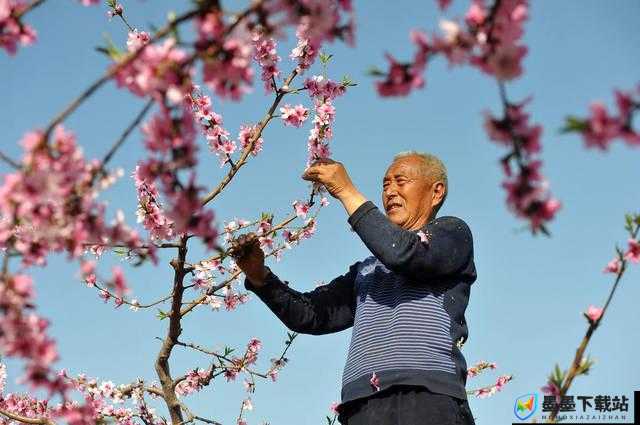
[514,393,538,421]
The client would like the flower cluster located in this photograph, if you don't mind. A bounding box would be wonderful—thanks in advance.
[203,37,254,101]
[303,75,348,167]
[375,31,428,97]
[114,36,191,101]
[280,104,309,128]
[252,30,281,93]
[186,85,243,167]
[261,0,355,73]
[238,124,264,157]
[0,126,143,266]
[467,360,497,378]
[175,367,212,397]
[0,274,65,394]
[484,98,561,233]
[59,370,165,424]
[473,374,512,398]
[133,165,175,242]
[137,103,218,249]
[265,357,288,382]
[0,0,36,55]
[563,83,640,150]
[375,0,530,96]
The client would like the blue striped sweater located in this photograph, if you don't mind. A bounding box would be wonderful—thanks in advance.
[243,200,477,411]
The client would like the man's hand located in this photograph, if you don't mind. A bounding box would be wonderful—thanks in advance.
[228,232,268,288]
[301,158,357,200]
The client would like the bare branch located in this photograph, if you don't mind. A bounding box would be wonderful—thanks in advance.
[102,99,154,168]
[0,150,20,169]
[0,408,56,425]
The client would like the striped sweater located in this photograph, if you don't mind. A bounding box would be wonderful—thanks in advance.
[243,200,477,410]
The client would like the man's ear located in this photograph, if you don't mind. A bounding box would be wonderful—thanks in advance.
[431,181,446,207]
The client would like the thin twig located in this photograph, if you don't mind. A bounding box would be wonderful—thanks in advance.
[102,98,154,167]
[200,69,300,206]
[14,0,46,19]
[0,409,55,425]
[0,150,20,169]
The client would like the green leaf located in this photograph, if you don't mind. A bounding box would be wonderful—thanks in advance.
[560,116,589,134]
[156,308,168,320]
[105,0,117,8]
[341,75,358,87]
[366,66,386,77]
[319,52,333,65]
[113,247,128,257]
[97,33,124,61]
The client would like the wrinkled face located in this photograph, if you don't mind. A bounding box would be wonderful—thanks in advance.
[382,156,442,230]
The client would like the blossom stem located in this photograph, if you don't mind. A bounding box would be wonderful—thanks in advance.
[547,222,638,422]
[14,0,46,19]
[102,99,154,168]
[0,409,55,425]
[200,68,300,206]
[0,150,20,169]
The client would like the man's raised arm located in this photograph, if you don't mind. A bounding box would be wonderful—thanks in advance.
[347,201,474,281]
[243,263,359,335]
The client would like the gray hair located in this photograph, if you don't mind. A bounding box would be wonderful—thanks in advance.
[392,150,448,215]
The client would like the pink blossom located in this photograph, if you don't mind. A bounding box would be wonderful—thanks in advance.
[417,230,430,244]
[241,398,253,411]
[583,103,622,150]
[603,258,622,274]
[0,0,37,55]
[474,375,512,398]
[111,266,129,299]
[280,104,309,128]
[485,44,527,81]
[247,337,262,353]
[465,1,487,26]
[304,76,347,101]
[238,124,264,156]
[369,372,380,391]
[375,53,426,97]
[585,305,603,323]
[114,37,191,99]
[541,381,561,404]
[133,165,175,242]
[330,401,339,414]
[175,367,210,396]
[202,38,253,101]
[437,0,453,10]
[293,200,310,218]
[624,239,640,263]
[126,29,150,51]
[290,30,318,73]
[252,31,281,92]
[1,125,143,266]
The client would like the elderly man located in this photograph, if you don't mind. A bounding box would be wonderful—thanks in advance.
[230,151,477,425]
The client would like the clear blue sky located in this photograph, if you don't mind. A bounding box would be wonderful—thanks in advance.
[2,1,639,424]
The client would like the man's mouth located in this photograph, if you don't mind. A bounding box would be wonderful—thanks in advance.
[386,201,403,212]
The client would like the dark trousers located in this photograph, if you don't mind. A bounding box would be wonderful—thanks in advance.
[337,385,476,425]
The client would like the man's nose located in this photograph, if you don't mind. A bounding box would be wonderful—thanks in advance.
[383,183,398,198]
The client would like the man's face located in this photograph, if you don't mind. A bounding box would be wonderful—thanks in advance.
[382,156,441,230]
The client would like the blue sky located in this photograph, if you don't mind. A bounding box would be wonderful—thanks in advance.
[2,1,639,424]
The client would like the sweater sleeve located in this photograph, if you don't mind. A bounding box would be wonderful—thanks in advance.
[243,262,360,335]
[347,200,473,280]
